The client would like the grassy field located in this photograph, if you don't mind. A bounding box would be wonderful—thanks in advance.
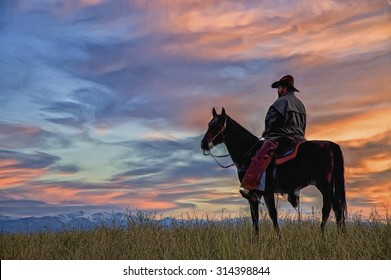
[1,212,390,260]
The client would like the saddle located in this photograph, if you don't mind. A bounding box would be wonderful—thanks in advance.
[275,140,306,165]
[240,139,306,190]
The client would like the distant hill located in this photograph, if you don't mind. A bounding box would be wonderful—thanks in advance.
[1,211,136,233]
[0,211,234,233]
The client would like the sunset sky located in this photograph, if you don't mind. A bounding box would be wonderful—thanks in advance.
[1,0,390,220]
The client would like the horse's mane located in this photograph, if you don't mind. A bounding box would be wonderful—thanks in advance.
[226,115,259,142]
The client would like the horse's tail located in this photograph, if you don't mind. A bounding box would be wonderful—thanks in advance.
[331,143,347,224]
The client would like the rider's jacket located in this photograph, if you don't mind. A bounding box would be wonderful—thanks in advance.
[262,91,306,142]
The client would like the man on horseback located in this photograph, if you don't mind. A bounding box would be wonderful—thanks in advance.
[241,75,306,207]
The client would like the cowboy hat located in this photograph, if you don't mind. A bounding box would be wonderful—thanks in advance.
[271,75,299,92]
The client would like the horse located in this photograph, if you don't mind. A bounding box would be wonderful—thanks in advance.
[200,107,347,234]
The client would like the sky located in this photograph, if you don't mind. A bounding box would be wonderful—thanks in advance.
[0,0,390,220]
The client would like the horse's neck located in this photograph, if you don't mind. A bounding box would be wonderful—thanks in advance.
[224,116,259,166]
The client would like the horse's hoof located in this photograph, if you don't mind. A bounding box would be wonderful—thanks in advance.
[288,193,298,208]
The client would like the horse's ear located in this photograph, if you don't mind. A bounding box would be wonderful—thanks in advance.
[212,107,217,117]
[221,107,226,116]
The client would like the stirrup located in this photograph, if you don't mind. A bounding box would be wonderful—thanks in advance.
[239,188,260,202]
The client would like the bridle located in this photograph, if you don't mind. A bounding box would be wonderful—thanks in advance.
[202,118,234,168]
[202,117,261,169]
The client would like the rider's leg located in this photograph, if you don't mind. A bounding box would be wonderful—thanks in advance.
[257,172,266,191]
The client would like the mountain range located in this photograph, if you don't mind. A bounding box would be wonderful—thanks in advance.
[0,211,244,234]
[1,211,160,233]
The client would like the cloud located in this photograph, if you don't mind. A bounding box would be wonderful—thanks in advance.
[336,132,391,216]
[50,164,82,175]
[0,150,59,170]
[0,150,59,189]
[0,122,51,149]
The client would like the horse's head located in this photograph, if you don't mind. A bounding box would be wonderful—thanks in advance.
[201,107,228,152]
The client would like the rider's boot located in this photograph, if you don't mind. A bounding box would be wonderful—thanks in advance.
[239,188,260,203]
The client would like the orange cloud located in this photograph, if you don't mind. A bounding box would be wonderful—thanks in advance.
[144,0,390,62]
[308,107,391,142]
[0,160,46,188]
[35,185,81,203]
[131,200,178,210]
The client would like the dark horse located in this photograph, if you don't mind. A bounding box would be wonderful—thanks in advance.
[201,108,347,234]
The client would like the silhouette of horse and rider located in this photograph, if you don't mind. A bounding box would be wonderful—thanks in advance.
[201,75,347,234]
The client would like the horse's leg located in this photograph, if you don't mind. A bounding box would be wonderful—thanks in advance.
[263,192,279,233]
[320,187,332,234]
[333,199,346,233]
[297,196,301,222]
[331,142,347,233]
[240,189,260,234]
[336,214,346,233]
[249,199,259,235]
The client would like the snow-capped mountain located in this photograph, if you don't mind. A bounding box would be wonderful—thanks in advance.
[0,210,255,234]
[0,211,141,233]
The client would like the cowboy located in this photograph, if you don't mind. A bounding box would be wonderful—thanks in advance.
[241,75,306,207]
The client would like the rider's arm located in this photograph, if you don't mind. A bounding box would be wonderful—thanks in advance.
[262,106,285,138]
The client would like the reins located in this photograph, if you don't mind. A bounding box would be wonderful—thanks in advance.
[203,149,235,168]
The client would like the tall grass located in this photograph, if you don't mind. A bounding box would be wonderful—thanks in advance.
[1,211,390,260]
